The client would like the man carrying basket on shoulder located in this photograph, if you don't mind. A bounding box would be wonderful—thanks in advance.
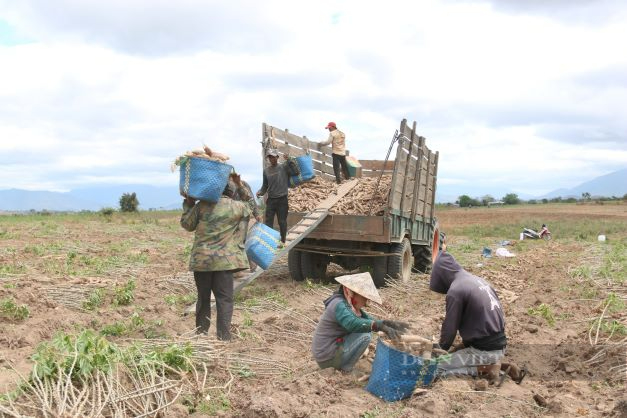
[256,148,290,243]
[181,173,255,341]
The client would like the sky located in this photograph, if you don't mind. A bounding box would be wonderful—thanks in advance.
[0,0,626,197]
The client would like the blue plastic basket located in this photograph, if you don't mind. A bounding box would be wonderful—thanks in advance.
[245,223,281,270]
[179,157,232,203]
[288,155,315,187]
[366,340,438,402]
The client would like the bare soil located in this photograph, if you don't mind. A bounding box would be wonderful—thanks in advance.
[1,203,626,417]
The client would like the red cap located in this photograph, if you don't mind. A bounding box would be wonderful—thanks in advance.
[325,121,336,129]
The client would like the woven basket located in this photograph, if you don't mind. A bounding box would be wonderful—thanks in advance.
[366,340,438,402]
[245,223,281,270]
[288,155,315,187]
[179,157,232,203]
[346,155,362,178]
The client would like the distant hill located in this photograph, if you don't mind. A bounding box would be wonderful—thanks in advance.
[1,169,625,211]
[68,184,182,210]
[541,168,627,199]
[0,189,100,211]
[0,185,181,212]
[435,168,627,203]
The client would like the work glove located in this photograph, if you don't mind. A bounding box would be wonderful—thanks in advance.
[378,323,402,340]
[381,320,410,333]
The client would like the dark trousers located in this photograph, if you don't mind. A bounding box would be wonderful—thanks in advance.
[265,195,288,243]
[193,271,233,340]
[332,154,350,184]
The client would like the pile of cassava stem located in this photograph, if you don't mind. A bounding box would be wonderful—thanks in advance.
[288,175,391,215]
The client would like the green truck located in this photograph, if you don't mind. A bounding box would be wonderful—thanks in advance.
[261,119,440,286]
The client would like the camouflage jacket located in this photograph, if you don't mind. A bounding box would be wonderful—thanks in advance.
[181,186,253,272]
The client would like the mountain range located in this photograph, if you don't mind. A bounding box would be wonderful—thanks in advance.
[538,168,627,199]
[0,185,183,212]
[0,168,625,212]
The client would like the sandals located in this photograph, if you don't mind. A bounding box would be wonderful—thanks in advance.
[497,363,528,386]
[515,365,528,385]
[497,365,510,387]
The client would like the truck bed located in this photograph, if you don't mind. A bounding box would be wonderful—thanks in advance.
[263,119,439,246]
[287,212,388,243]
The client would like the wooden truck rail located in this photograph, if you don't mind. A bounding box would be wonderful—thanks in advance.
[261,125,396,182]
[261,119,440,285]
[387,119,439,247]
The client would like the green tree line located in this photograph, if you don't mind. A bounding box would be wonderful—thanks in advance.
[453,192,627,208]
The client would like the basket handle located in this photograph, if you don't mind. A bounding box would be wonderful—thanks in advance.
[302,135,310,155]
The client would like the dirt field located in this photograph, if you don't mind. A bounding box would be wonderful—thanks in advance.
[1,202,626,417]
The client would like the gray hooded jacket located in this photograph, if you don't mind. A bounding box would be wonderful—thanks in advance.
[430,252,506,351]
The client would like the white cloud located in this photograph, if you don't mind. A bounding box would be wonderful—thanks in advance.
[0,0,626,197]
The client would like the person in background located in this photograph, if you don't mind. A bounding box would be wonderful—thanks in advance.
[430,241,526,384]
[320,121,350,184]
[180,173,254,341]
[256,149,290,243]
[312,272,409,372]
[234,180,262,222]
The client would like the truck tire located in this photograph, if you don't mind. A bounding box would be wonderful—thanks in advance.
[301,252,329,282]
[388,238,412,282]
[413,228,443,273]
[412,246,431,273]
[288,249,305,282]
[371,244,389,288]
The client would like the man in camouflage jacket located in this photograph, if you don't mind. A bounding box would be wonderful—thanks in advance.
[180,173,254,340]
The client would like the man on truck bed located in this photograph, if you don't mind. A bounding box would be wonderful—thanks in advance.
[320,121,350,184]
[430,243,526,384]
[256,149,289,243]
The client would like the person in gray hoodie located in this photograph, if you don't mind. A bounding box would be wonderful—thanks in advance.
[430,244,526,384]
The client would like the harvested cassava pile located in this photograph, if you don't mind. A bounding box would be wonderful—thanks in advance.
[287,177,338,213]
[199,145,230,162]
[333,175,391,216]
[172,146,230,170]
[377,333,444,360]
[287,175,391,216]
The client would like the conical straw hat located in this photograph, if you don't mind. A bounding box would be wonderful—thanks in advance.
[335,272,382,305]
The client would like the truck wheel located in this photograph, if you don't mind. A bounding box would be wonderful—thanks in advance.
[288,249,305,282]
[388,238,412,282]
[371,244,389,288]
[412,246,430,273]
[413,228,443,273]
[301,252,329,282]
